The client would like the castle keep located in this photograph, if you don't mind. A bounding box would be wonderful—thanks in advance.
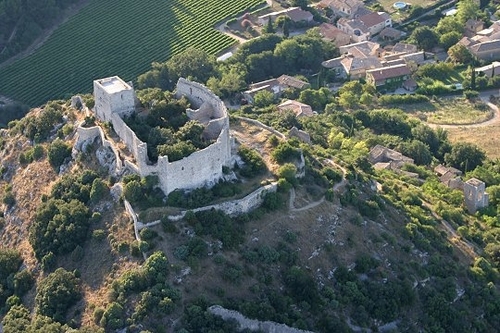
[91,76,232,195]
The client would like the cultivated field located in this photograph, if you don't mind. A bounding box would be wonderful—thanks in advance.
[0,0,264,107]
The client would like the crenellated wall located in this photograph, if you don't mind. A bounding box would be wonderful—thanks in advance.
[92,76,232,196]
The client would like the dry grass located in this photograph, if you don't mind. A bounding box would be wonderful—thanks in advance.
[446,124,500,159]
[404,98,493,125]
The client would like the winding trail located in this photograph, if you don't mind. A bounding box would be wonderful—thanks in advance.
[288,158,348,212]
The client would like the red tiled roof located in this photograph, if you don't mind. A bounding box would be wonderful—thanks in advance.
[366,64,410,81]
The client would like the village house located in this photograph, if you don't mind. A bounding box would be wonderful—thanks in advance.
[278,100,315,117]
[337,11,391,42]
[319,23,351,47]
[318,0,370,18]
[379,27,404,41]
[465,19,484,37]
[368,144,414,170]
[242,75,310,104]
[339,40,382,57]
[457,20,500,62]
[434,164,463,189]
[322,53,381,79]
[365,63,411,91]
[257,7,314,25]
[475,61,500,77]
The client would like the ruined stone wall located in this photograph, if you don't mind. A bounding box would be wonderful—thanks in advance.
[109,113,149,172]
[74,125,122,175]
[167,182,277,221]
[93,76,232,196]
[155,127,231,195]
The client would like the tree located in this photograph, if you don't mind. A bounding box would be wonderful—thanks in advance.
[283,17,290,38]
[399,140,433,165]
[166,47,216,84]
[2,305,31,333]
[29,198,91,259]
[35,268,81,323]
[439,31,462,51]
[291,0,308,10]
[448,44,475,64]
[48,138,72,171]
[435,16,465,35]
[409,26,438,51]
[253,90,275,108]
[265,17,274,34]
[277,163,298,185]
[457,0,482,24]
[445,142,486,172]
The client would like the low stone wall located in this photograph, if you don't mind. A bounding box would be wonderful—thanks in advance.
[208,305,314,333]
[236,116,286,140]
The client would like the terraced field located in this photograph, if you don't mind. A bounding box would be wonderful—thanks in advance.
[0,0,264,106]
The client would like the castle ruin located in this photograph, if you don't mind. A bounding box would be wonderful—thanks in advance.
[91,76,233,196]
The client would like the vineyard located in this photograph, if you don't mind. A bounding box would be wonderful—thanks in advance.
[0,0,265,107]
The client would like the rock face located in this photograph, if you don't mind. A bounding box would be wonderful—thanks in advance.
[208,305,314,333]
[90,76,233,196]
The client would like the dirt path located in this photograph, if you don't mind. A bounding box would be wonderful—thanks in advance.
[426,97,500,129]
[422,201,480,261]
[0,0,91,70]
[288,158,348,212]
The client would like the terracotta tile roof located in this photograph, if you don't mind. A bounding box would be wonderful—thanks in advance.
[277,75,310,89]
[286,7,313,22]
[359,12,386,27]
[366,64,410,82]
[392,42,418,53]
[278,100,315,117]
[379,27,403,39]
[319,23,351,44]
[471,39,500,53]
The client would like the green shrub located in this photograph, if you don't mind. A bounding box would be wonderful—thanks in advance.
[238,145,266,177]
[35,268,81,323]
[47,138,72,170]
[92,229,106,241]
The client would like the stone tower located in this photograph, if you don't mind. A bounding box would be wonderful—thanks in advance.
[463,178,489,214]
[93,76,135,122]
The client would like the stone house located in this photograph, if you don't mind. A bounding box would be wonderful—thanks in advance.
[368,144,414,170]
[475,61,500,77]
[322,54,381,79]
[434,164,463,189]
[379,27,404,41]
[278,100,315,117]
[365,64,411,91]
[337,12,391,42]
[257,7,313,25]
[318,0,370,18]
[469,39,500,62]
[243,75,310,104]
[465,19,484,37]
[319,23,351,47]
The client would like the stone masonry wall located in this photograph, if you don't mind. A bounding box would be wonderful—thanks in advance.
[166,182,278,221]
[93,76,232,196]
[74,125,122,176]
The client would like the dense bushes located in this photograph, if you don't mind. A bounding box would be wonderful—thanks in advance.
[238,145,266,177]
[35,268,81,323]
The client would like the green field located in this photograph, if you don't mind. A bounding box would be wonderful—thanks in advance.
[0,0,264,107]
